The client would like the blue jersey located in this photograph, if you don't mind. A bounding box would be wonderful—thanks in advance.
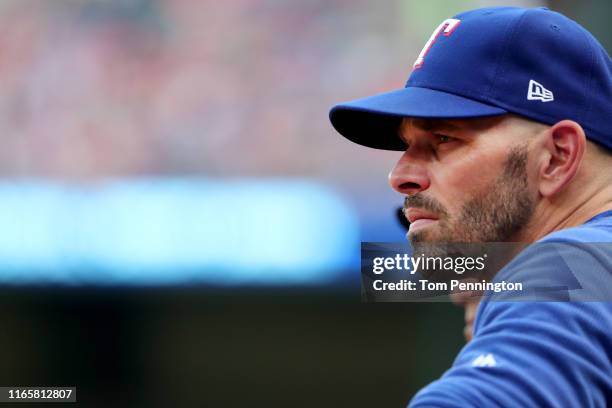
[409,211,612,407]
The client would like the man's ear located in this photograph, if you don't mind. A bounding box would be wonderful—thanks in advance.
[537,120,586,197]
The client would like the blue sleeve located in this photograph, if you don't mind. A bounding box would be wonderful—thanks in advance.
[408,238,612,407]
[408,301,612,407]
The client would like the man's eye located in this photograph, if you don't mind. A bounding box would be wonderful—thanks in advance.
[435,134,453,143]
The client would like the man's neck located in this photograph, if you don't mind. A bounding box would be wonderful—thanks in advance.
[521,191,612,243]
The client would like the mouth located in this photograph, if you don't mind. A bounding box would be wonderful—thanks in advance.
[404,207,439,232]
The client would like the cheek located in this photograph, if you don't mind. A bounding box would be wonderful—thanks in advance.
[431,159,502,212]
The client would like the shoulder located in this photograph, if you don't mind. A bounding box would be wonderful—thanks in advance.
[486,211,612,302]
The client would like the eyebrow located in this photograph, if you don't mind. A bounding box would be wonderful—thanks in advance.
[398,118,463,143]
[410,119,463,132]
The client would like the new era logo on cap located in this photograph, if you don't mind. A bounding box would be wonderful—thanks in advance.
[527,79,554,102]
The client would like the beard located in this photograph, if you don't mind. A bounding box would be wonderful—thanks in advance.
[405,143,535,280]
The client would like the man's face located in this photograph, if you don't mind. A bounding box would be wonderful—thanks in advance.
[390,115,536,245]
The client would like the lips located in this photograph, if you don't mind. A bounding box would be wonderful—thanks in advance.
[404,207,439,224]
[404,207,439,233]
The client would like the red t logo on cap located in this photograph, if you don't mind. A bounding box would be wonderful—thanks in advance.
[413,18,461,69]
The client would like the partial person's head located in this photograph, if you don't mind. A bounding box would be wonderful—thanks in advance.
[329,7,612,245]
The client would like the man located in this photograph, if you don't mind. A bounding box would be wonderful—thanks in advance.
[329,7,612,407]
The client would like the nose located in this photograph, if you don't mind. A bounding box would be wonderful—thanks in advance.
[388,150,430,195]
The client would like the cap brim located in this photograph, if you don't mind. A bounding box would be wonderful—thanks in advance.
[329,86,508,151]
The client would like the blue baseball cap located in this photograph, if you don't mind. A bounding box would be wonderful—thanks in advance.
[329,7,612,151]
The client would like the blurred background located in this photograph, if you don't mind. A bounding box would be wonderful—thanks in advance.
[0,0,609,406]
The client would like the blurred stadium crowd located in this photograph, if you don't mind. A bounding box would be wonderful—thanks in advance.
[0,0,409,182]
